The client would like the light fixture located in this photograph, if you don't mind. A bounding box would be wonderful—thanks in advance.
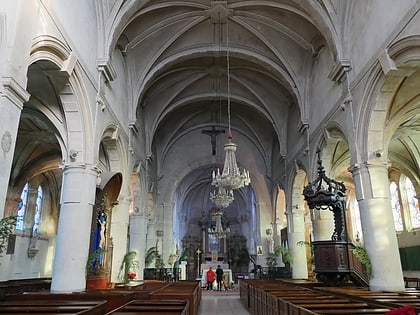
[208,208,230,239]
[210,18,250,193]
[210,187,234,208]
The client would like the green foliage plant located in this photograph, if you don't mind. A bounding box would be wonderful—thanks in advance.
[0,216,17,257]
[352,246,372,278]
[85,248,107,276]
[118,250,137,283]
[266,245,292,268]
[145,246,159,267]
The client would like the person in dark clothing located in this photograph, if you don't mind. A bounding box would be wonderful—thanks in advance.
[216,265,224,291]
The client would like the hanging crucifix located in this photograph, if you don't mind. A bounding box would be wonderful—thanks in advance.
[202,126,225,155]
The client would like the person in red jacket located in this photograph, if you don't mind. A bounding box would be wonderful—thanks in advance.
[206,267,215,290]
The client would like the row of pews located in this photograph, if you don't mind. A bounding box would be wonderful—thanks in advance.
[240,279,420,315]
[0,279,201,314]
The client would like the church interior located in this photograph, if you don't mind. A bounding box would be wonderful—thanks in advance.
[0,1,420,314]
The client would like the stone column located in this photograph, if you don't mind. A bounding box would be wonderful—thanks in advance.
[50,165,98,293]
[109,196,130,282]
[311,209,335,241]
[161,202,174,265]
[273,220,285,267]
[0,78,29,217]
[129,212,148,280]
[350,162,405,291]
[287,206,308,279]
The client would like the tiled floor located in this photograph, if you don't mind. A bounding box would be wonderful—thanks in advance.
[197,294,251,315]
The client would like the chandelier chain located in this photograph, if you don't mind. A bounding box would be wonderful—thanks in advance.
[226,20,231,134]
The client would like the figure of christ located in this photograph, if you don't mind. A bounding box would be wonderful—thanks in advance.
[202,126,225,155]
[97,213,107,249]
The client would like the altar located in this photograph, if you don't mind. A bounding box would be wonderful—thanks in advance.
[200,263,232,289]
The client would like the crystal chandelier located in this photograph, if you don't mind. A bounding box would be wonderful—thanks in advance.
[210,187,234,208]
[210,19,251,192]
[208,209,230,239]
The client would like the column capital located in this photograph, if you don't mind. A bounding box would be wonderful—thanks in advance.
[1,77,30,110]
[61,163,100,175]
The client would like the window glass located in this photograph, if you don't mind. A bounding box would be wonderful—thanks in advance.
[390,182,404,232]
[33,185,43,234]
[350,198,363,242]
[16,183,29,230]
[405,177,420,229]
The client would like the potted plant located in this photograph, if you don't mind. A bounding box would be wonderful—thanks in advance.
[118,250,138,283]
[0,216,17,257]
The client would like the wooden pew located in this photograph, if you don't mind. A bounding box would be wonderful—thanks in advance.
[0,300,106,314]
[240,279,394,315]
[315,285,420,312]
[149,281,201,315]
[0,278,51,299]
[6,290,137,313]
[105,299,188,315]
[404,277,420,288]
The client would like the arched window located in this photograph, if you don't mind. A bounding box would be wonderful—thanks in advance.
[16,183,29,231]
[349,197,363,243]
[16,183,44,233]
[403,176,420,230]
[33,185,43,234]
[390,181,404,232]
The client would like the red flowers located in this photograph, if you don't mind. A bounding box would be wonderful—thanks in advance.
[127,272,136,279]
[385,305,417,315]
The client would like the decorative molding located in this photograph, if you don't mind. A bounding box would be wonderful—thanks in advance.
[328,59,352,82]
[378,49,397,75]
[298,121,309,134]
[1,77,30,109]
[61,51,78,75]
[97,58,117,82]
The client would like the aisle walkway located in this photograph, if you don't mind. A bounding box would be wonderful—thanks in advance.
[197,291,251,315]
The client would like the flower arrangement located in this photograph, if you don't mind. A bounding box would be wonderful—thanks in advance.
[385,305,417,315]
[127,272,136,280]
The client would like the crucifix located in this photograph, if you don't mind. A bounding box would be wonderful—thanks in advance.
[196,248,202,276]
[202,126,225,155]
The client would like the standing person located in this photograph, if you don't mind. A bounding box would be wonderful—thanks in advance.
[206,267,215,290]
[216,265,224,291]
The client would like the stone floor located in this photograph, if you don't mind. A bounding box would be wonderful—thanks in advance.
[197,291,250,315]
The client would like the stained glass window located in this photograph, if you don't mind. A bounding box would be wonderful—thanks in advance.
[349,197,363,243]
[16,183,29,230]
[405,177,420,229]
[33,185,43,234]
[390,181,404,232]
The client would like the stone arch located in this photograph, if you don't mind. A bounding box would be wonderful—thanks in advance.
[99,124,127,173]
[29,35,91,163]
[361,35,420,161]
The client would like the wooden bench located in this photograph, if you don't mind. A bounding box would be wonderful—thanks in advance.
[404,277,420,288]
[105,299,188,315]
[149,281,200,315]
[240,279,395,315]
[6,290,137,313]
[0,300,106,314]
[0,278,51,299]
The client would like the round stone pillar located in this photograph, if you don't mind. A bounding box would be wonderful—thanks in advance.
[109,196,130,282]
[129,213,148,280]
[287,207,308,279]
[161,202,174,264]
[350,162,405,291]
[50,165,98,292]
